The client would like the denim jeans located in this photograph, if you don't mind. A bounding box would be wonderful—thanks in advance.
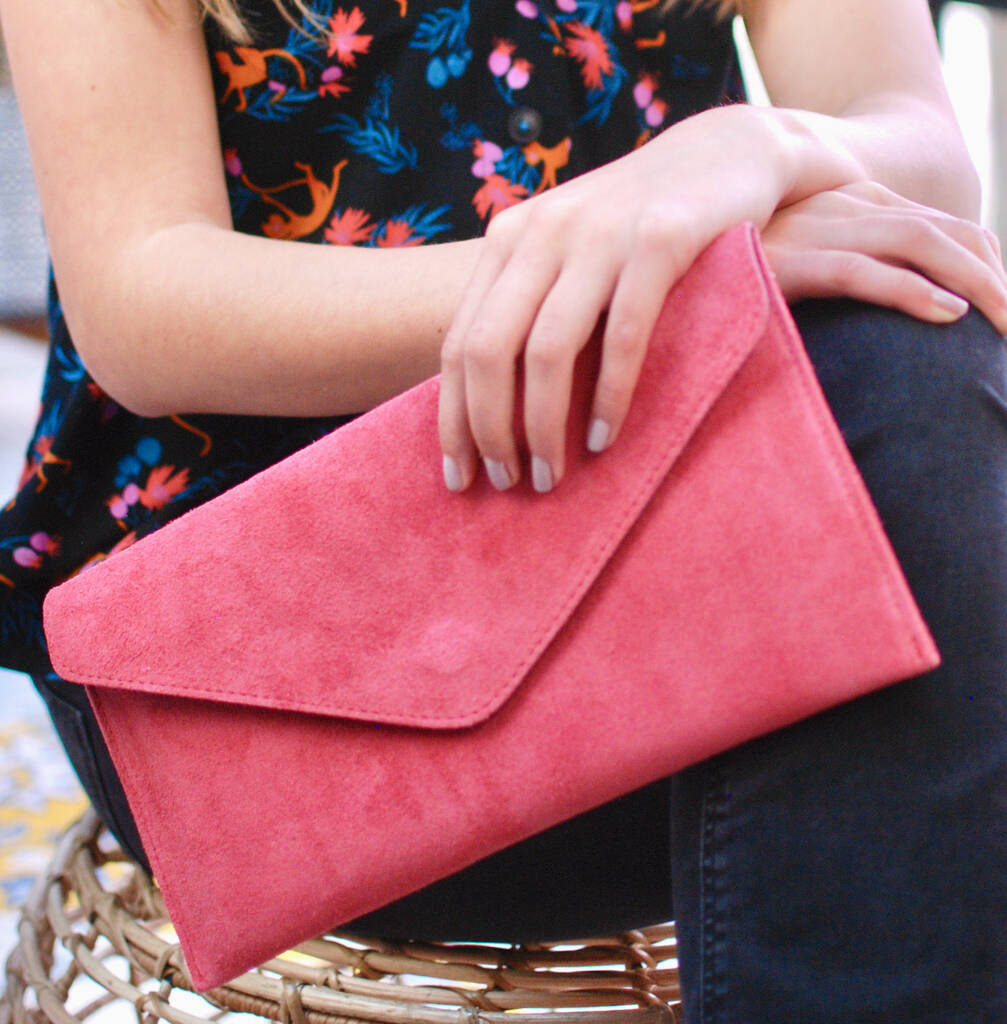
[33,298,1007,1021]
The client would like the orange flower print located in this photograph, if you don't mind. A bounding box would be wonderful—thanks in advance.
[328,8,373,67]
[563,22,613,90]
[473,174,529,221]
[138,465,191,510]
[326,207,377,245]
[377,220,425,247]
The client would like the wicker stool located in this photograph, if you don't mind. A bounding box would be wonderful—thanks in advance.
[1,810,683,1024]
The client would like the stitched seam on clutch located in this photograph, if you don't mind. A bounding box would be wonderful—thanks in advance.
[53,230,771,728]
[756,249,933,668]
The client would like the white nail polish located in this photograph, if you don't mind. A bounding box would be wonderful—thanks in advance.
[484,458,512,491]
[587,419,611,453]
[443,455,463,492]
[532,456,553,494]
[931,289,968,319]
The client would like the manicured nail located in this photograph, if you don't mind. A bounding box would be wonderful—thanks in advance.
[532,456,553,494]
[587,418,610,453]
[443,454,463,492]
[484,458,513,491]
[931,289,969,320]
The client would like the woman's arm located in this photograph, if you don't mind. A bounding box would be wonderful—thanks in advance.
[437,0,1007,494]
[0,0,480,418]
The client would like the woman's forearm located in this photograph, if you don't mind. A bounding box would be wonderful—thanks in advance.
[74,98,980,423]
[77,225,483,419]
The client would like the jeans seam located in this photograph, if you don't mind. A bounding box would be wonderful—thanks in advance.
[700,759,730,1023]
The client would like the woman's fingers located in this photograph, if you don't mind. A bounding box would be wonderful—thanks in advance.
[443,165,1007,498]
[764,189,1007,333]
[521,257,619,491]
[588,224,692,453]
[439,228,514,492]
[768,246,973,322]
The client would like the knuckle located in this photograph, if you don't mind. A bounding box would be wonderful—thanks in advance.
[464,324,507,370]
[468,416,511,458]
[828,251,871,291]
[524,335,568,375]
[530,195,577,236]
[594,375,633,410]
[604,317,646,365]
[440,337,464,371]
[897,215,937,248]
[634,207,685,252]
[861,180,891,203]
[484,206,521,247]
[523,406,563,454]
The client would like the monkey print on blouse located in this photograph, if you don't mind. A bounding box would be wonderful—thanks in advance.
[0,0,739,675]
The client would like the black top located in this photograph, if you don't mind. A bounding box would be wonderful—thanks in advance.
[0,0,739,674]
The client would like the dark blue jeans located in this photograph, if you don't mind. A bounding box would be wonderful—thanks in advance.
[33,299,1007,1021]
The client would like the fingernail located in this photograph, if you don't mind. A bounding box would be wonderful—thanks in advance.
[532,456,553,494]
[587,418,610,453]
[931,289,969,319]
[484,458,513,491]
[443,454,463,492]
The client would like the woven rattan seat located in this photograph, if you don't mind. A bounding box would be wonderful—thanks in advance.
[1,810,683,1024]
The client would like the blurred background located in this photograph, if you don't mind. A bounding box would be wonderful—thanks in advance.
[0,0,1004,976]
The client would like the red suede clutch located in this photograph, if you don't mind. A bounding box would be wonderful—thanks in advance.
[43,224,939,992]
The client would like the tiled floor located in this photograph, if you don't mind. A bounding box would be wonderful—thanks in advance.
[0,329,88,966]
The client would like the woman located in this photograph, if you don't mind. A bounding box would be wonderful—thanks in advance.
[1,0,1006,1016]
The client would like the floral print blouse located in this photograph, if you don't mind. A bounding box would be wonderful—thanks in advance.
[0,0,739,675]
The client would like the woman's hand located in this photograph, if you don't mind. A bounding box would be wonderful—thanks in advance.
[438,115,1007,496]
[438,104,792,496]
[761,180,1007,328]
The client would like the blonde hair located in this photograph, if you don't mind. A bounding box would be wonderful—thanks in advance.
[197,0,744,44]
[191,0,325,43]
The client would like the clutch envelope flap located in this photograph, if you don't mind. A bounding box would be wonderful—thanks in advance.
[44,226,770,728]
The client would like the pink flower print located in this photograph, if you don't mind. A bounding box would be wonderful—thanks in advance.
[634,74,656,109]
[122,483,141,506]
[506,58,532,90]
[488,39,515,77]
[471,139,503,179]
[515,0,537,17]
[320,66,350,98]
[616,0,632,29]
[29,532,60,556]
[224,148,242,176]
[107,495,129,520]
[556,0,578,11]
[13,547,41,570]
[268,79,285,92]
[645,96,667,128]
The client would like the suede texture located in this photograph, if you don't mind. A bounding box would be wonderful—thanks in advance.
[43,224,939,992]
